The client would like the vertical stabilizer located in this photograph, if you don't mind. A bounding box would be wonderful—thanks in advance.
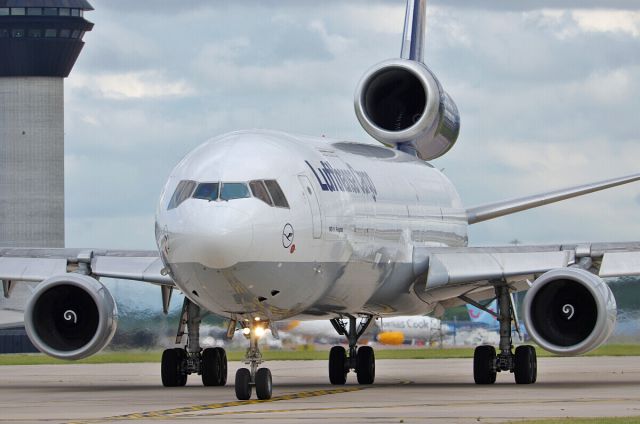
[400,0,427,62]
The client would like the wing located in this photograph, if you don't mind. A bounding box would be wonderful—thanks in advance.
[413,241,640,309]
[0,248,173,287]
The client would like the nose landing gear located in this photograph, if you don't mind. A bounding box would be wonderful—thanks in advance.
[234,319,273,400]
[328,314,375,385]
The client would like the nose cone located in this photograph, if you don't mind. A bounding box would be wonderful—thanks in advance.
[169,203,254,269]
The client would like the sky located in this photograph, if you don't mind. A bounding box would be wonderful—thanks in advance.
[64,0,640,250]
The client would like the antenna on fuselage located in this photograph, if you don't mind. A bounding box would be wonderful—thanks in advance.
[400,0,427,63]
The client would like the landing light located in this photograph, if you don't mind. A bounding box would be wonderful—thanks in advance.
[254,326,266,338]
[242,327,251,335]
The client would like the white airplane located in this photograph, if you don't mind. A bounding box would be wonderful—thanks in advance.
[278,316,449,346]
[375,316,450,345]
[2,0,640,401]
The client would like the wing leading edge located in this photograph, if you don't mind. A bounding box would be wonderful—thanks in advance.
[466,173,640,224]
[0,248,173,286]
[413,242,640,309]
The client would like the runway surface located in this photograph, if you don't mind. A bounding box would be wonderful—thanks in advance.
[1,356,639,423]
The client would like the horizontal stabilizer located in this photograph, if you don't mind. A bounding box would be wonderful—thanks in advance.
[466,173,640,224]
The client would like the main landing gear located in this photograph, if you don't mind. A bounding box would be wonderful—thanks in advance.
[328,315,375,385]
[235,319,273,400]
[471,284,537,385]
[161,298,228,387]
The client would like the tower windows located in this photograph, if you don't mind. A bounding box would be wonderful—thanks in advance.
[0,7,84,17]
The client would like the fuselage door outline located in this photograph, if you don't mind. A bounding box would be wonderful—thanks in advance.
[298,174,322,239]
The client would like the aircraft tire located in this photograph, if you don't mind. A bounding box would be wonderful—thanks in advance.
[202,347,226,386]
[473,345,497,384]
[356,345,375,384]
[329,346,347,385]
[235,368,252,400]
[174,348,188,386]
[214,347,228,386]
[161,348,187,387]
[255,368,273,400]
[514,345,537,384]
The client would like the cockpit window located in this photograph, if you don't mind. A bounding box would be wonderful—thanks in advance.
[188,179,289,208]
[220,183,250,201]
[249,180,273,206]
[264,180,289,208]
[167,180,196,210]
[193,183,219,201]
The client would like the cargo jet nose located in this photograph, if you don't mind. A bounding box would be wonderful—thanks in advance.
[171,204,254,270]
[202,205,254,269]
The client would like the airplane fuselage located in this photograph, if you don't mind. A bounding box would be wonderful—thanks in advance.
[155,130,467,321]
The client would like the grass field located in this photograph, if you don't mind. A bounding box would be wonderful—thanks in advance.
[1,343,639,366]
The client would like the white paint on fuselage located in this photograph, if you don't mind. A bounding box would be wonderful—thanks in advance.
[155,130,467,321]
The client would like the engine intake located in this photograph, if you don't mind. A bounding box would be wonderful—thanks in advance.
[354,59,460,161]
[25,274,118,360]
[523,268,616,355]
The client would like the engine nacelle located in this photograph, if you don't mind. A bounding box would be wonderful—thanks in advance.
[354,59,460,161]
[24,274,118,360]
[523,268,616,356]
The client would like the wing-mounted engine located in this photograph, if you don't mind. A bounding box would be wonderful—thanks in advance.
[354,59,460,161]
[24,274,118,360]
[522,268,616,355]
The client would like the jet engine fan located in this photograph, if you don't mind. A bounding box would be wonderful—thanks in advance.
[354,59,460,161]
[24,274,118,360]
[522,268,616,355]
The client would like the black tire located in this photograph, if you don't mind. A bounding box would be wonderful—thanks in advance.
[235,368,252,400]
[473,345,497,384]
[356,345,375,385]
[514,345,537,384]
[161,348,187,387]
[255,368,273,400]
[215,347,228,386]
[202,348,223,386]
[329,346,347,385]
[174,348,188,386]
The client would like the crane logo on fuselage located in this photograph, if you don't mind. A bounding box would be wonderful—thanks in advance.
[305,160,377,200]
[282,223,294,248]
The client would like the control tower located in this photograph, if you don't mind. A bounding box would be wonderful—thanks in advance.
[0,1,93,347]
[0,0,93,248]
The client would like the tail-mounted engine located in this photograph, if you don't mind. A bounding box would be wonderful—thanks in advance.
[354,59,460,161]
[522,268,616,355]
[24,274,118,360]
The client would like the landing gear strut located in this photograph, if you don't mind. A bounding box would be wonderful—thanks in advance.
[328,314,375,385]
[472,284,537,385]
[234,319,272,400]
[161,298,228,387]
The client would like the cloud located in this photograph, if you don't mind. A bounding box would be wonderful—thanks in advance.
[572,10,640,37]
[69,71,194,100]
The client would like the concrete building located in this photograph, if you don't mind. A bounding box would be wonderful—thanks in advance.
[0,0,93,348]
